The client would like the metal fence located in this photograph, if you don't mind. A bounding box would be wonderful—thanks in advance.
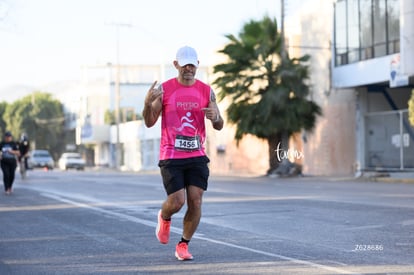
[365,109,414,170]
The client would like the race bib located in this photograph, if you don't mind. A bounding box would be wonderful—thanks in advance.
[174,135,201,152]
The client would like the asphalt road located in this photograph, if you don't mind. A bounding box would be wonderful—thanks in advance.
[0,169,413,275]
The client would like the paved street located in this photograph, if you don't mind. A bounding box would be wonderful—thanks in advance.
[0,169,413,275]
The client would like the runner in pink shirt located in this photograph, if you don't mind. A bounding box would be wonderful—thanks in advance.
[142,46,223,261]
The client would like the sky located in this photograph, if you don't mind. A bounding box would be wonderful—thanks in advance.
[0,0,302,96]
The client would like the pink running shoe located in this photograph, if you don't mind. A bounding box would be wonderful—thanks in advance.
[156,210,170,244]
[175,242,193,261]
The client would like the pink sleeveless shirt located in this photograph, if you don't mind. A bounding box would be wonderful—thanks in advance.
[159,78,211,160]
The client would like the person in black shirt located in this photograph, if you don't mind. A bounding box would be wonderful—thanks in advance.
[0,131,20,195]
[18,134,30,170]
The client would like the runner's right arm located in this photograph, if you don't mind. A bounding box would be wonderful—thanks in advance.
[142,81,163,128]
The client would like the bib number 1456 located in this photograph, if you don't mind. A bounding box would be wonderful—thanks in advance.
[174,135,200,151]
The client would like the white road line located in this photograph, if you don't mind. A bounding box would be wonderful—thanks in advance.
[41,191,358,275]
[194,236,356,274]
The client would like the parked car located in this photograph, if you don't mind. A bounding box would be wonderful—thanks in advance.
[28,150,54,170]
[58,152,86,171]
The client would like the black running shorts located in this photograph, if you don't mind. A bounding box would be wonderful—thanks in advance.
[158,156,210,195]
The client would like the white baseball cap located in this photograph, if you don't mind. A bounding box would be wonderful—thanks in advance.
[176,46,198,67]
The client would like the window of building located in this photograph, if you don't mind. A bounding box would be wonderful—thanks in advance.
[360,0,373,60]
[373,0,387,57]
[348,0,360,63]
[335,0,348,65]
[387,0,400,53]
[334,0,400,66]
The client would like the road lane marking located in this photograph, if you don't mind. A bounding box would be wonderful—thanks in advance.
[194,236,356,274]
[39,191,357,275]
[41,193,184,235]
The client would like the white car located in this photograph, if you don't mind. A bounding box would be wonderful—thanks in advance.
[58,152,86,171]
[28,150,55,170]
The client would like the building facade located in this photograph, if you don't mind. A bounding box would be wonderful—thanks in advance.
[332,0,414,172]
[280,0,414,176]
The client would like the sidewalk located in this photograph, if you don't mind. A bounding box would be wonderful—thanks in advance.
[85,166,414,183]
[217,171,414,184]
[359,171,414,184]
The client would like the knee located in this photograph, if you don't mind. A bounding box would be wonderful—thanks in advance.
[187,187,204,210]
[168,194,186,212]
[187,197,202,210]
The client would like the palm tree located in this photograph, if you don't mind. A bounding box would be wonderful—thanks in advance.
[213,16,322,175]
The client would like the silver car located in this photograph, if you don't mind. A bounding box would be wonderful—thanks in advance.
[28,150,54,170]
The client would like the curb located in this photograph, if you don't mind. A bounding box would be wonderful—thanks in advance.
[367,177,414,184]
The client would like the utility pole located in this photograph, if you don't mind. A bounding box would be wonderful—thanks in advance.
[280,0,286,58]
[105,22,132,170]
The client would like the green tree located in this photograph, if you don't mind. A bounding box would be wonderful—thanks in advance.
[0,101,8,136]
[3,92,65,159]
[409,89,414,126]
[213,16,322,175]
